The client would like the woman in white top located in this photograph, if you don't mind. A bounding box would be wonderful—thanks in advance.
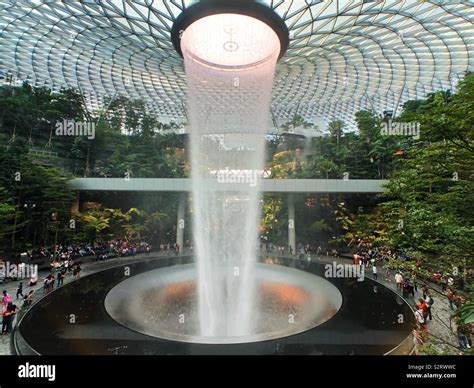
[395,273,403,291]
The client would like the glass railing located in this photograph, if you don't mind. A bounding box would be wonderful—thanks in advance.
[12,251,416,355]
[11,253,192,355]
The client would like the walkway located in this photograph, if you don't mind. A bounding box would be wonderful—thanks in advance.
[1,252,461,355]
[70,178,387,193]
[1,253,166,355]
[309,254,461,354]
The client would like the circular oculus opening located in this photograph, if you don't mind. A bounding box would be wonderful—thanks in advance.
[181,13,281,68]
[171,1,289,64]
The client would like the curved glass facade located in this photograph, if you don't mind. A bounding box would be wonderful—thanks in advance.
[1,0,473,128]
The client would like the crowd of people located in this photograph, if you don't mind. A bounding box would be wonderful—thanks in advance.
[260,242,335,259]
[22,239,153,265]
[352,246,472,354]
[1,237,471,354]
[258,240,472,354]
[0,238,158,335]
[0,254,84,335]
[158,242,186,255]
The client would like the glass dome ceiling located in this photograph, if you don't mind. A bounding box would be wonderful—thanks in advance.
[1,0,473,129]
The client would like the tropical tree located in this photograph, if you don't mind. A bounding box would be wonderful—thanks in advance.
[81,213,110,240]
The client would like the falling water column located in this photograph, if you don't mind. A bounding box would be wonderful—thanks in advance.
[180,13,281,338]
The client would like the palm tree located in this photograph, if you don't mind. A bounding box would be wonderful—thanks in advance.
[327,119,345,152]
[81,213,110,240]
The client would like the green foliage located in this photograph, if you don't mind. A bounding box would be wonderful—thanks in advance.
[341,74,474,312]
[0,138,75,255]
[377,75,474,267]
[418,342,453,356]
[456,301,474,324]
[261,195,285,243]
[0,187,16,240]
[0,84,184,254]
[76,202,168,243]
[0,84,187,179]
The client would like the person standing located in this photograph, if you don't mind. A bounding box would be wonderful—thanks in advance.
[408,278,415,297]
[441,274,447,293]
[57,269,64,287]
[411,272,418,292]
[414,307,426,331]
[28,272,38,287]
[2,290,10,313]
[447,288,455,310]
[22,290,34,308]
[447,276,454,289]
[73,263,81,279]
[423,290,433,321]
[395,272,403,291]
[43,276,51,295]
[16,282,23,299]
[1,301,17,334]
[402,278,410,298]
[299,246,305,260]
[457,322,472,350]
[418,298,428,322]
[372,264,378,280]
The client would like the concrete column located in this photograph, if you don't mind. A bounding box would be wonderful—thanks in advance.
[176,192,185,252]
[71,192,80,214]
[288,193,295,255]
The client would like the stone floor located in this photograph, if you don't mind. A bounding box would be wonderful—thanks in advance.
[0,253,156,355]
[0,253,462,355]
[313,255,461,354]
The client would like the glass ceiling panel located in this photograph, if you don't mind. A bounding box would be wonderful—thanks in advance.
[0,0,473,129]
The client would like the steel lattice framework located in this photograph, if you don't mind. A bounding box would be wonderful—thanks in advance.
[1,0,474,129]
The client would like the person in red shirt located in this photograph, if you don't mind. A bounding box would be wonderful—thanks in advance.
[418,298,428,321]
